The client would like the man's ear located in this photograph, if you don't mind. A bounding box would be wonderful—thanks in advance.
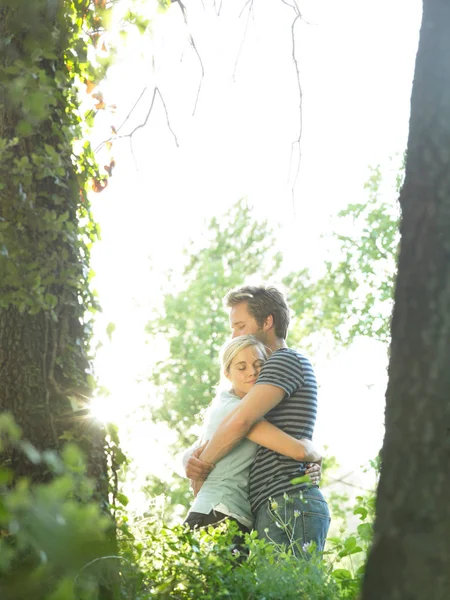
[263,314,274,331]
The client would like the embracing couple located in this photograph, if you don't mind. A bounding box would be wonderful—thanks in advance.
[181,285,330,556]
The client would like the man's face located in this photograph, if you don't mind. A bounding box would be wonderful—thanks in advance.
[229,302,265,341]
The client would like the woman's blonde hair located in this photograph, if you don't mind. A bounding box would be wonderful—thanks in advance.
[197,336,269,441]
[219,335,269,374]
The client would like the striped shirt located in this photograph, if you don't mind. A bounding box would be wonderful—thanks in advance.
[249,347,318,513]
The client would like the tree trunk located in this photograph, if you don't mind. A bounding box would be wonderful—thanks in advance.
[362,1,450,598]
[0,1,108,502]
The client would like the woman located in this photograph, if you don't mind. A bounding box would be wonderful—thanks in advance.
[184,335,322,542]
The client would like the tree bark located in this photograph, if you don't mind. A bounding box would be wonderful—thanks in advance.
[0,1,109,502]
[362,1,450,598]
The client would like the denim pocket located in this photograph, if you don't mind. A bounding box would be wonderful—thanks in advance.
[301,509,331,552]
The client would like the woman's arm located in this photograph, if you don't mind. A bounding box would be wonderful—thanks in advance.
[246,420,322,463]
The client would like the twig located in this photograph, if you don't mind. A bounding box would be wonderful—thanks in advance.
[233,0,255,82]
[173,0,205,116]
[280,0,303,213]
[323,473,374,493]
[239,0,254,18]
[94,86,148,154]
[288,13,302,212]
[112,87,179,149]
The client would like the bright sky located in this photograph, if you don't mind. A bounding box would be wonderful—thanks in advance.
[88,0,422,513]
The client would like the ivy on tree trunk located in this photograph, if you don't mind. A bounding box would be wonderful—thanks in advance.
[0,1,108,503]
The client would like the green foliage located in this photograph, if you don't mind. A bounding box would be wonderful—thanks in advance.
[326,460,378,599]
[0,417,114,600]
[146,199,283,441]
[1,415,376,599]
[121,519,339,599]
[286,161,403,348]
[0,0,108,317]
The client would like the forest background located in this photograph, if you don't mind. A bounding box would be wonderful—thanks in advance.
[88,0,420,521]
[4,0,446,598]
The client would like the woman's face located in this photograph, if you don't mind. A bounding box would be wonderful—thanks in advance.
[226,345,266,398]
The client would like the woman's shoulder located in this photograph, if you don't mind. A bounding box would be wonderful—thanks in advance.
[204,390,240,423]
[214,389,240,407]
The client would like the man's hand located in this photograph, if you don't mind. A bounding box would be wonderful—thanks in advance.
[190,478,204,498]
[306,459,322,486]
[185,441,215,481]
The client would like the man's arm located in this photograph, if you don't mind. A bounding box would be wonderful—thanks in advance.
[246,420,322,463]
[181,440,200,473]
[180,440,214,480]
[198,383,285,465]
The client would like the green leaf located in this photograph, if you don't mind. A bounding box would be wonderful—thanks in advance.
[357,522,373,541]
[353,506,368,520]
[116,492,129,507]
[16,120,34,136]
[332,568,353,580]
[0,468,14,485]
[290,475,311,485]
[106,321,116,342]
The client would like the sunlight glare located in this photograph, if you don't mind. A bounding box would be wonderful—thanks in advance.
[90,396,123,425]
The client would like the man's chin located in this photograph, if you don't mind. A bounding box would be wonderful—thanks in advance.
[252,330,267,344]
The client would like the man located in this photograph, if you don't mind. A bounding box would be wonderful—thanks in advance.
[185,285,330,552]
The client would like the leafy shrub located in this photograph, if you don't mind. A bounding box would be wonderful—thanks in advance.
[1,414,374,599]
[0,413,114,600]
[121,519,340,600]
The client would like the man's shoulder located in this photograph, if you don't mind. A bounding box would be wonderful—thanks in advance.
[269,347,313,366]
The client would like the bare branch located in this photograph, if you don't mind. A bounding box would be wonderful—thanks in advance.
[94,86,178,162]
[129,136,140,172]
[116,87,179,147]
[280,0,304,213]
[323,472,375,493]
[288,13,302,212]
[94,86,148,154]
[233,0,255,82]
[173,0,205,116]
[280,0,301,13]
[239,0,254,18]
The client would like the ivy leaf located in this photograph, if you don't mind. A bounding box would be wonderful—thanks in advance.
[85,79,97,94]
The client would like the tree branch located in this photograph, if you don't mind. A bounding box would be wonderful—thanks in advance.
[280,0,304,213]
[94,86,148,154]
[173,0,205,116]
[95,86,179,158]
[117,87,178,146]
[233,0,255,82]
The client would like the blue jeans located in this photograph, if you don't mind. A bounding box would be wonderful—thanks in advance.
[254,486,330,555]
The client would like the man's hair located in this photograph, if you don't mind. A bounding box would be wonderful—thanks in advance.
[219,335,269,374]
[224,285,290,339]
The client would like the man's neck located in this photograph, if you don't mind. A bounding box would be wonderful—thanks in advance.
[267,337,287,352]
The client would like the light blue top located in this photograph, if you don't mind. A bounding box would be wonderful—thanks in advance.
[188,389,258,528]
